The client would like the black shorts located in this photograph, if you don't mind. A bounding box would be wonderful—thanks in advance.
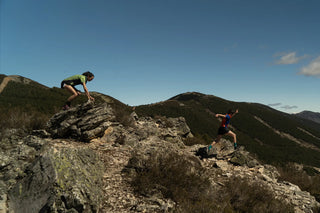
[61,81,79,92]
[218,126,229,135]
[61,81,68,88]
[61,80,73,88]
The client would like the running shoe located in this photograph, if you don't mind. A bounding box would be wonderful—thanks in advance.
[62,105,70,111]
[234,143,237,150]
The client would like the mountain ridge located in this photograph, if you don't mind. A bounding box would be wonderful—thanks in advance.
[1,74,319,114]
[2,102,319,212]
[1,75,320,211]
[136,91,320,167]
[295,111,320,124]
[1,74,320,167]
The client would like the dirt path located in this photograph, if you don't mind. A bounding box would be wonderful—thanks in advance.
[98,146,137,212]
[0,77,12,94]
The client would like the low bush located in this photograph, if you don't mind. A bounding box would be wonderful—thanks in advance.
[220,177,294,213]
[278,163,320,203]
[129,151,220,212]
[0,108,49,139]
[129,150,293,212]
[111,104,135,127]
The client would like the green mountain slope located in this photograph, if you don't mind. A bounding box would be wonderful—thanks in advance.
[2,75,320,167]
[2,75,320,203]
[0,74,130,131]
[295,111,320,124]
[136,92,320,167]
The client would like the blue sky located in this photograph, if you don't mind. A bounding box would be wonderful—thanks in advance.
[1,0,320,113]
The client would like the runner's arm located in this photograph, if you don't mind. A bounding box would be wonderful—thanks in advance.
[229,109,239,118]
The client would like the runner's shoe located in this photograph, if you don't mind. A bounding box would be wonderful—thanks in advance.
[62,105,70,111]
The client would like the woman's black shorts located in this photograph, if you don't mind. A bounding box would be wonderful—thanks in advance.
[218,126,229,135]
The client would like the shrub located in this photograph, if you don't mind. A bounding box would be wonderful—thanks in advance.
[128,150,293,212]
[278,163,320,203]
[220,177,294,213]
[0,108,48,130]
[0,108,49,140]
[129,151,222,212]
[111,104,135,127]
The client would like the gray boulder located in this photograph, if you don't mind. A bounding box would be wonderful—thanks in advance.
[47,102,115,142]
[8,144,104,213]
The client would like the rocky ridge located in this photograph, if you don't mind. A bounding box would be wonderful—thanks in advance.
[0,102,319,212]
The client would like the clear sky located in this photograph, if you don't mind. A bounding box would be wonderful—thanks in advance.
[1,0,320,113]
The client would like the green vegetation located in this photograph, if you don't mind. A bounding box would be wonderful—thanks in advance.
[2,75,319,209]
[2,75,320,203]
[135,92,320,204]
[0,75,126,136]
[136,92,320,167]
[0,81,85,114]
[5,76,319,167]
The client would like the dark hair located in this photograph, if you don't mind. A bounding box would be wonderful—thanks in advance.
[82,71,94,78]
[227,109,235,114]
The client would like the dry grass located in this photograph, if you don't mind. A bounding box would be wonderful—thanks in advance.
[128,150,293,213]
[220,177,294,213]
[112,104,135,127]
[278,163,320,203]
[129,151,219,212]
[0,108,49,139]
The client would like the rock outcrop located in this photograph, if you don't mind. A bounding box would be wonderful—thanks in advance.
[194,140,320,213]
[0,102,319,212]
[9,144,104,213]
[47,103,115,142]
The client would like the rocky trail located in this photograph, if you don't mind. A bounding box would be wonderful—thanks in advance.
[97,145,137,212]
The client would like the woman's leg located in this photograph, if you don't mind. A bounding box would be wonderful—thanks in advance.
[64,85,79,103]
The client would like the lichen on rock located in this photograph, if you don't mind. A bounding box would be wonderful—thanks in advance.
[8,144,104,213]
